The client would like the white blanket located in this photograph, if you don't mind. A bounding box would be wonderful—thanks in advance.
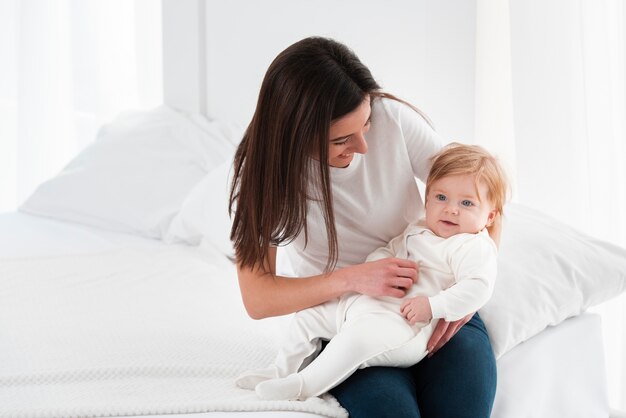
[0,247,347,418]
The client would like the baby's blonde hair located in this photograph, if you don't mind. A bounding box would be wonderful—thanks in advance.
[426,143,509,214]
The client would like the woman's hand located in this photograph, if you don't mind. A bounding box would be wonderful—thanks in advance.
[334,257,418,298]
[426,312,474,357]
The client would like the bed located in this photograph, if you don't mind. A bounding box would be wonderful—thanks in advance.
[1,106,624,418]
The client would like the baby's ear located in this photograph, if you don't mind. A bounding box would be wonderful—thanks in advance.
[486,209,498,227]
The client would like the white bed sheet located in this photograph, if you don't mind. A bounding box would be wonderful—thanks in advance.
[0,212,167,258]
[0,212,609,418]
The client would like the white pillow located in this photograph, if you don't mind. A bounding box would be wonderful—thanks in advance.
[480,203,626,358]
[20,106,238,239]
[164,158,235,259]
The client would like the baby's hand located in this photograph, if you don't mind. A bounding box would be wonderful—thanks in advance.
[400,296,433,325]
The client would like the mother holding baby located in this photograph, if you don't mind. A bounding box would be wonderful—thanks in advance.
[229,36,498,418]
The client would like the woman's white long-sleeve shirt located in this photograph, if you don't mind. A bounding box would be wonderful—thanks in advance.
[282,97,443,276]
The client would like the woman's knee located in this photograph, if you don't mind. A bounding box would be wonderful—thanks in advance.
[330,367,420,418]
[411,314,497,418]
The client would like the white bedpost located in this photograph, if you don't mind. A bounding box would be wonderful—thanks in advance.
[161,0,207,116]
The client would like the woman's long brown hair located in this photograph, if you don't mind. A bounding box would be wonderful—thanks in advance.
[229,37,424,273]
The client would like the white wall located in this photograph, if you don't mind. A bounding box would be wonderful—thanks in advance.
[201,1,477,143]
[162,0,206,115]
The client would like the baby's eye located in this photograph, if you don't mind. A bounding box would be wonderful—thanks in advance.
[436,194,446,201]
[461,200,474,207]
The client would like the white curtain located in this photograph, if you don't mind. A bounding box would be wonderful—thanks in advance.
[477,0,626,410]
[0,0,162,213]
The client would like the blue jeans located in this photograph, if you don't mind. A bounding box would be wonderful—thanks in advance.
[329,313,497,418]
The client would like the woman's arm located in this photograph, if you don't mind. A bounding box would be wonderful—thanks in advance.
[237,247,418,319]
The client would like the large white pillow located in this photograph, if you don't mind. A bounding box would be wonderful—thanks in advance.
[480,203,626,358]
[20,106,238,239]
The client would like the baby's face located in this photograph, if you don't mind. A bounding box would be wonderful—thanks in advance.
[425,174,496,238]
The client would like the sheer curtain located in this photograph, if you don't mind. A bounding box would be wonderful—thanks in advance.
[0,0,162,213]
[477,0,626,410]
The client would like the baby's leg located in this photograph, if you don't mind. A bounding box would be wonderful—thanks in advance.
[341,295,433,368]
[236,301,339,389]
[364,320,434,368]
[255,312,416,400]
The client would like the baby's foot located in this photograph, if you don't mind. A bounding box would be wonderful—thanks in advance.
[255,373,304,400]
[235,365,280,389]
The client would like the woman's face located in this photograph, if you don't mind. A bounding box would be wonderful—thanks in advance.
[327,97,371,168]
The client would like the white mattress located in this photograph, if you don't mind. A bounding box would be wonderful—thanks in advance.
[492,312,608,417]
[0,212,609,418]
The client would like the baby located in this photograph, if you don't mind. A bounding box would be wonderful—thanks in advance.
[237,143,509,401]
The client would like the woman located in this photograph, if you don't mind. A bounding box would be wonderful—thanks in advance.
[229,36,497,418]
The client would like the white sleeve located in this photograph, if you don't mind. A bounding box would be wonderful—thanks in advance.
[385,99,444,182]
[428,235,498,321]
